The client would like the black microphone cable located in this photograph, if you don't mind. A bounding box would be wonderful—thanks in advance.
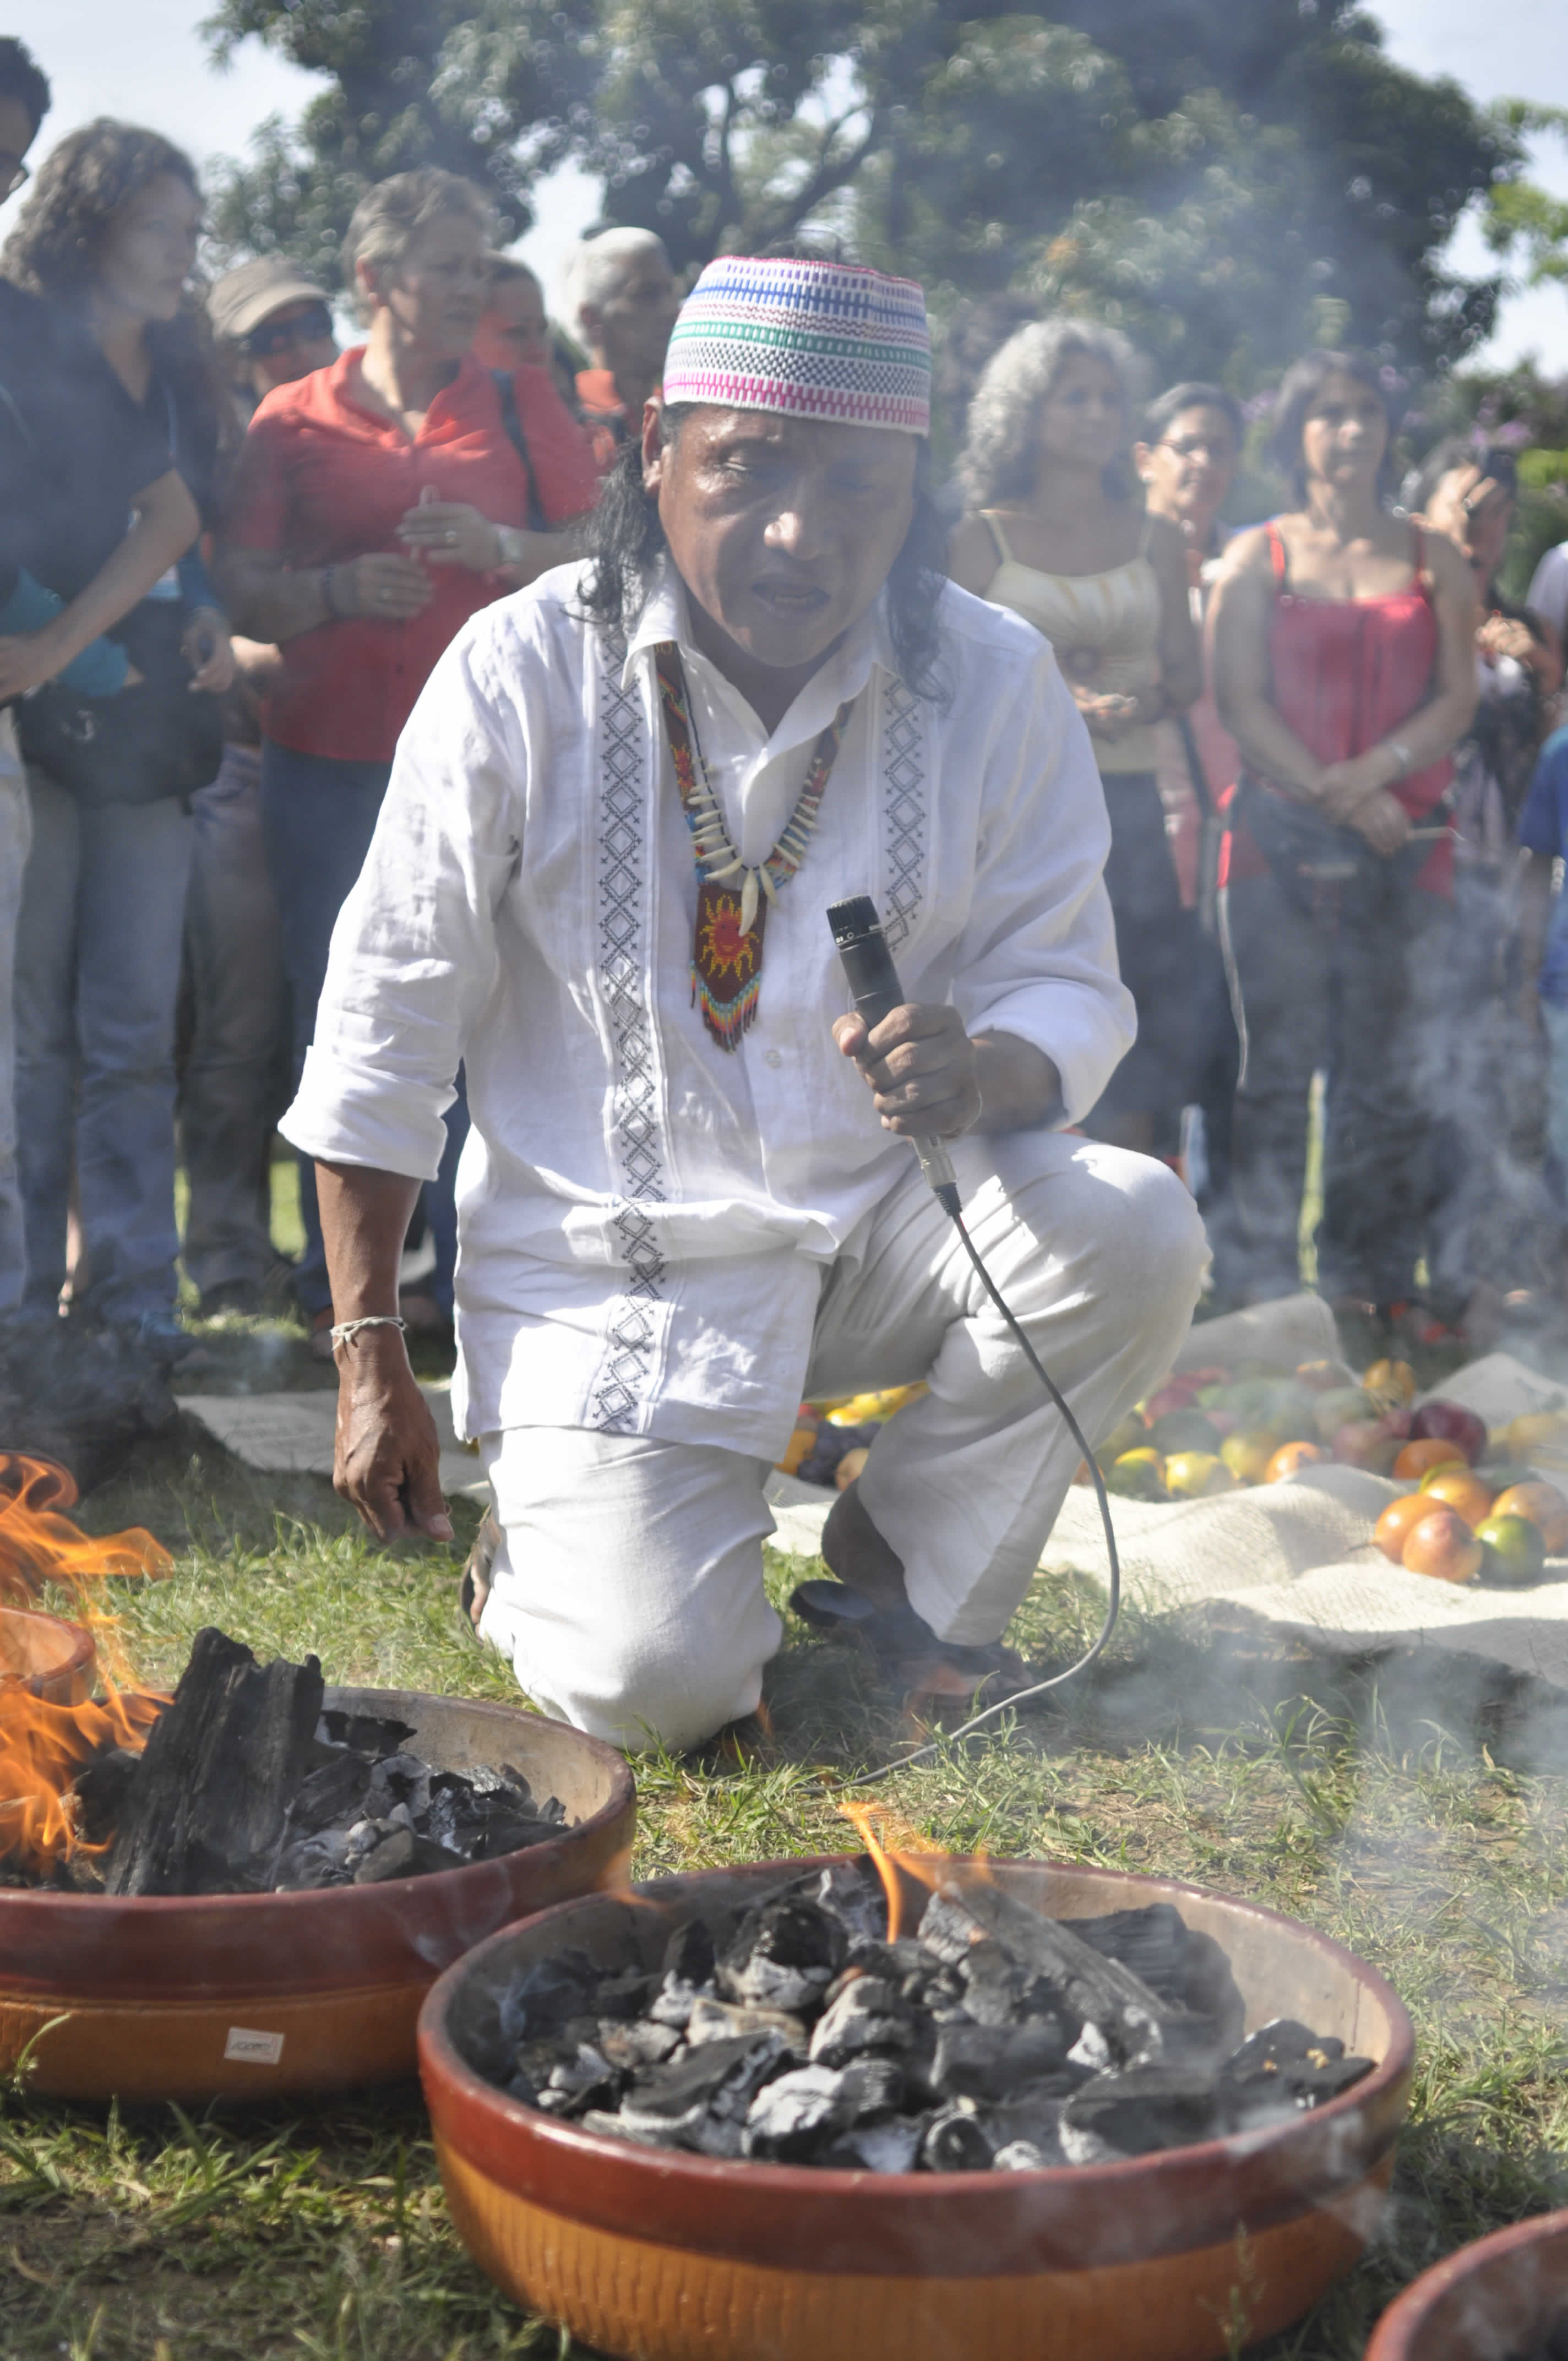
[821,895,1123,1786]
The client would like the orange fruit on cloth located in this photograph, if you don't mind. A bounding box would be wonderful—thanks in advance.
[1375,1493,1444,1564]
[1392,1438,1466,1483]
[776,1425,818,1476]
[1265,1440,1327,1483]
[1490,1481,1568,1555]
[1401,1508,1483,1584]
[1363,1358,1417,1408]
[1417,1467,1495,1530]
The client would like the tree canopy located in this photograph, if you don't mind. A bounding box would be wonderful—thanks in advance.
[202,0,1523,385]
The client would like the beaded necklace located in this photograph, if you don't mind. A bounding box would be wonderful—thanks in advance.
[654,640,856,1050]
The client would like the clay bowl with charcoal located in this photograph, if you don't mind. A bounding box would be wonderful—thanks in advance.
[0,1604,94,1705]
[0,1689,633,2102]
[420,1853,1414,2361]
[1366,2208,1568,2361]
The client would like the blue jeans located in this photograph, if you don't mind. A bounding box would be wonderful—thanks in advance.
[15,768,194,1324]
[260,740,467,1318]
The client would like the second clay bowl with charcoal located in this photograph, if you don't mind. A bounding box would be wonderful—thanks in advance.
[0,1635,635,2101]
[420,1852,1414,2361]
[1365,2208,1568,2361]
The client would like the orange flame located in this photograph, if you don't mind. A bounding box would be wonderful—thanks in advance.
[836,1797,955,1942]
[0,1454,174,1877]
[0,1683,164,1874]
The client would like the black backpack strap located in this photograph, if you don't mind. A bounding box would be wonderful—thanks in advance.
[492,369,549,536]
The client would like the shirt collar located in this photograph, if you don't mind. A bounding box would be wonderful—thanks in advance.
[623,558,896,749]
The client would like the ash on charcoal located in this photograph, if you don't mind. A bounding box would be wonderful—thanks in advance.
[41,1628,575,1897]
[479,1867,1376,2175]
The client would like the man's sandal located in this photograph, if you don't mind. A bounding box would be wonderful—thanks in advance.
[790,1577,1032,1707]
[459,1509,500,1644]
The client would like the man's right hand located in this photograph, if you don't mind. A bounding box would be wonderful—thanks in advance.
[333,1328,454,1543]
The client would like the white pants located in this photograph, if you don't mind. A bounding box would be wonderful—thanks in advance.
[478,1134,1207,1751]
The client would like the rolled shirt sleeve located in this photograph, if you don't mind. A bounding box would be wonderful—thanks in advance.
[947,624,1134,1125]
[280,627,525,1179]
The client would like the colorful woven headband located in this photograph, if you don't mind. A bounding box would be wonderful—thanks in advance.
[662,255,930,436]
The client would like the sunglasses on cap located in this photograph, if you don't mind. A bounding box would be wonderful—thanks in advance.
[243,301,334,358]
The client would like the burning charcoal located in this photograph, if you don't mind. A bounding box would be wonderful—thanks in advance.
[1218,2019,1373,2123]
[70,1745,141,1845]
[364,1751,432,1823]
[1062,2065,1223,2157]
[274,1829,353,1890]
[919,2099,993,2172]
[743,2058,905,2162]
[317,1707,416,1755]
[919,1883,1187,2068]
[720,1892,847,2012]
[981,2095,1068,2167]
[498,1950,600,2047]
[805,1859,888,1946]
[596,2017,683,2072]
[104,1629,324,1896]
[809,1976,914,2066]
[928,2019,1067,2102]
[825,2117,925,2174]
[649,1919,721,2028]
[616,2030,793,2156]
[687,1994,810,2053]
[1064,1906,1246,2059]
[533,2042,623,2118]
[594,1967,657,2021]
[287,1748,374,1838]
[841,1936,940,1985]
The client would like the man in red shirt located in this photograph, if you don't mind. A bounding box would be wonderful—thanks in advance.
[563,227,680,471]
[219,168,598,1347]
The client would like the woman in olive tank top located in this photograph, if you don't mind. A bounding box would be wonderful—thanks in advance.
[951,320,1201,1156]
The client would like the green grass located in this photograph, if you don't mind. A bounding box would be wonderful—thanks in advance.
[4,1385,1568,2358]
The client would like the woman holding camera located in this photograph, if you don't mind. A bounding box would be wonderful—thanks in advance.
[1206,350,1477,1320]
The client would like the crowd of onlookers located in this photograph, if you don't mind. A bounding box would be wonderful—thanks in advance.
[3,28,1568,1374]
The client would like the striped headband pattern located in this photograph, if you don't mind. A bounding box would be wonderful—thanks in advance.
[662,255,930,435]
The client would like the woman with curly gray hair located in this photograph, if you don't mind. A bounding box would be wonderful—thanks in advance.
[951,317,1201,1154]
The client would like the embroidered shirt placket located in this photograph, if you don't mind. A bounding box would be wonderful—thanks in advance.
[590,633,670,1433]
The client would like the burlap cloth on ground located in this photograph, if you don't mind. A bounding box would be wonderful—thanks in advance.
[766,1294,1568,1691]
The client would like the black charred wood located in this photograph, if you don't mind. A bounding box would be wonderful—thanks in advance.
[618,2030,792,2154]
[809,1974,914,2066]
[687,1994,810,2053]
[919,1881,1189,2064]
[928,2018,1067,2102]
[596,2017,683,2072]
[919,2101,993,2172]
[498,1950,601,2047]
[744,2058,905,2161]
[1064,1905,1246,2058]
[1062,2065,1223,2157]
[720,1894,846,2011]
[351,1825,459,1884]
[317,1707,416,1755]
[103,1629,323,1896]
[288,1748,374,1837]
[592,1967,657,2022]
[70,1745,142,1845]
[1218,2019,1374,2122]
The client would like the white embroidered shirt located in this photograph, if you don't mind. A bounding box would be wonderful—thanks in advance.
[281,561,1133,1451]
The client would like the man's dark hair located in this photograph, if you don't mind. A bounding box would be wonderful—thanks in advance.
[1403,433,1518,517]
[0,39,50,140]
[1267,349,1398,505]
[1142,381,1244,453]
[580,405,953,705]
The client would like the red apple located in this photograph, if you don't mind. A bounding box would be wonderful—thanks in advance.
[1331,1418,1401,1475]
[1408,1399,1488,1466]
[1142,1379,1206,1424]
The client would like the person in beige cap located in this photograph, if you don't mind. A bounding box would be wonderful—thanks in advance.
[209,257,337,418]
[181,258,339,1314]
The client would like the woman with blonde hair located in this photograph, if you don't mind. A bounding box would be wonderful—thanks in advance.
[951,319,1201,1154]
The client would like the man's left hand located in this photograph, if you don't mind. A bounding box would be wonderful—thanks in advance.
[832,1002,981,1139]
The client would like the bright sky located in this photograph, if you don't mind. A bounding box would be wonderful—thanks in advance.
[11,0,1567,367]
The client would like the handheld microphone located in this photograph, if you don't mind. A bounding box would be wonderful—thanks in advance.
[826,895,960,1215]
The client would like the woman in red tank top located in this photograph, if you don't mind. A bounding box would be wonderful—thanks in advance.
[1206,350,1477,1325]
